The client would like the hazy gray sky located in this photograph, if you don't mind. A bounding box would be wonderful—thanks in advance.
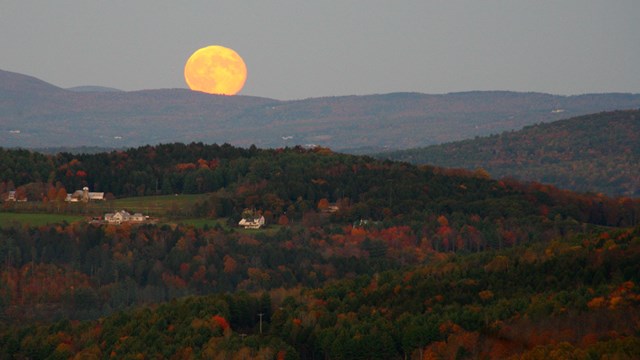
[2,1,639,100]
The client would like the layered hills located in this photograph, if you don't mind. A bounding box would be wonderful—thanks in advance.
[2,69,640,150]
[0,143,639,358]
[382,110,640,197]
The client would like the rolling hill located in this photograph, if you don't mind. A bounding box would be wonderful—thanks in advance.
[381,110,640,197]
[1,142,639,358]
[2,69,640,150]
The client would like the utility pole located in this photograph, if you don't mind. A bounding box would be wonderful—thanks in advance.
[258,313,264,334]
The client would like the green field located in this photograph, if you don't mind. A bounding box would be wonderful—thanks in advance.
[175,217,228,228]
[0,194,289,233]
[1,193,227,228]
[0,212,85,227]
[109,194,208,216]
[5,193,209,218]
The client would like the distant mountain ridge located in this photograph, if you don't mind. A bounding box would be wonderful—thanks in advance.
[67,85,123,93]
[2,68,640,150]
[381,110,640,197]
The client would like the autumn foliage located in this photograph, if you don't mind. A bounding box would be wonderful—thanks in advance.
[0,142,639,358]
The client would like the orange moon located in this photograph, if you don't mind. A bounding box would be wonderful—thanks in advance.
[184,45,247,95]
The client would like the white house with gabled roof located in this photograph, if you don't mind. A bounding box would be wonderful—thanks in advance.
[238,215,265,229]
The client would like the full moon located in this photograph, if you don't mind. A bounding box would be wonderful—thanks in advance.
[184,45,247,95]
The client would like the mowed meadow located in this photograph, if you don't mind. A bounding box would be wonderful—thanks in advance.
[2,193,207,222]
[0,212,84,227]
[4,194,206,218]
[1,192,285,233]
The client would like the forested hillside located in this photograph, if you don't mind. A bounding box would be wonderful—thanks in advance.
[381,110,640,197]
[1,227,639,358]
[2,143,638,226]
[1,143,639,358]
[3,69,640,150]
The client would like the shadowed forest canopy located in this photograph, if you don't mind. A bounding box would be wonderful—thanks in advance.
[381,109,640,197]
[1,142,639,359]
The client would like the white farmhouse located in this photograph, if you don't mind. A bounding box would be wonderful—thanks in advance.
[104,210,147,224]
[238,215,265,229]
[105,210,131,224]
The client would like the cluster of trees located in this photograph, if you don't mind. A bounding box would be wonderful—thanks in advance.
[383,110,640,197]
[1,143,256,200]
[1,226,638,358]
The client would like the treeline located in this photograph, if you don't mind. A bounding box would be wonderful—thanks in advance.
[381,109,640,197]
[2,143,639,228]
[0,143,258,199]
[1,226,639,359]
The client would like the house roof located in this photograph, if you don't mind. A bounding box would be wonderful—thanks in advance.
[239,215,265,226]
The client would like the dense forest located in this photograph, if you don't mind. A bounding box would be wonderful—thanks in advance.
[1,226,639,358]
[381,110,640,197]
[1,143,639,358]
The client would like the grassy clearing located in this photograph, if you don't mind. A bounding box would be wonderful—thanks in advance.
[109,194,207,216]
[0,210,283,235]
[237,224,283,236]
[0,212,85,227]
[5,193,208,218]
[176,218,228,229]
